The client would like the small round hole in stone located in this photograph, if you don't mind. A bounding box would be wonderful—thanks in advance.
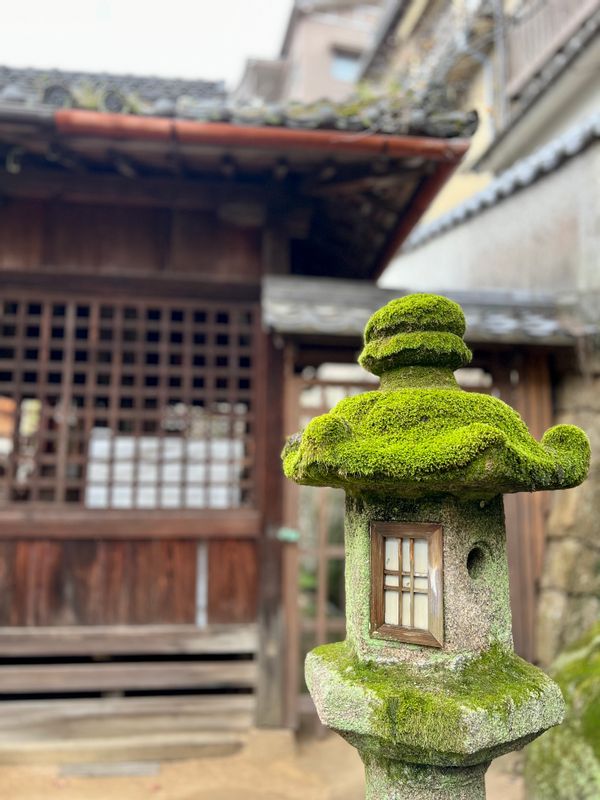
[467,546,486,580]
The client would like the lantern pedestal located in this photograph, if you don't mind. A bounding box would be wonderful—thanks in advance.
[306,641,564,786]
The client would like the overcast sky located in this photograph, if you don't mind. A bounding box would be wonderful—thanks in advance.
[0,0,294,87]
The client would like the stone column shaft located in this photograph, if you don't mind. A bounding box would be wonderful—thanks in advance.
[363,757,488,800]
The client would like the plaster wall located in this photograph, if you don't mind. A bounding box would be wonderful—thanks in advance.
[380,141,600,299]
[286,7,381,102]
[424,63,495,222]
[483,36,600,173]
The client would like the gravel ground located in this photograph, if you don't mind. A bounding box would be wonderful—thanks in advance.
[0,731,524,800]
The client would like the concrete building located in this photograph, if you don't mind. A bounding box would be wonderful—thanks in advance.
[236,1,385,103]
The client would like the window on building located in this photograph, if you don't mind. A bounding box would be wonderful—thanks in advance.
[330,48,362,83]
[0,294,257,510]
[371,521,444,647]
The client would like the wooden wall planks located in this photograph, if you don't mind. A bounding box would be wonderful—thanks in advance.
[0,199,262,280]
[0,540,198,626]
[207,540,258,625]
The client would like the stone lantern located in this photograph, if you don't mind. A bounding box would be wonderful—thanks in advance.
[282,294,590,800]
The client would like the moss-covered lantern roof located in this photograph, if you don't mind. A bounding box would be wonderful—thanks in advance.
[282,294,590,499]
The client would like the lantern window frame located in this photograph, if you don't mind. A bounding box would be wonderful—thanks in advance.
[370,521,444,648]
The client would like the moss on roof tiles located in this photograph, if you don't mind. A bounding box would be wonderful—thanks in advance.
[282,294,590,499]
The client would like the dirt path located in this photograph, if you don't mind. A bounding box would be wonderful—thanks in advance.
[0,731,524,800]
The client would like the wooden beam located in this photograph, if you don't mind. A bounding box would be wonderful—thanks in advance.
[0,660,257,693]
[303,172,408,197]
[0,624,258,656]
[0,508,260,540]
[0,168,288,213]
[0,270,262,300]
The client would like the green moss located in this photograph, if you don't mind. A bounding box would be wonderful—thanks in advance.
[360,330,472,374]
[282,294,590,498]
[525,623,600,799]
[379,366,460,390]
[308,641,563,766]
[364,294,466,342]
[360,295,472,375]
[282,388,590,498]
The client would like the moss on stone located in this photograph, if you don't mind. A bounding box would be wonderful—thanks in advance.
[525,622,600,799]
[360,294,471,376]
[364,294,467,342]
[306,640,564,767]
[282,294,590,499]
[282,388,590,498]
[341,494,513,663]
[360,330,472,374]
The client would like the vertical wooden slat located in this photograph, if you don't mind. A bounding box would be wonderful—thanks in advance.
[34,541,63,625]
[157,303,171,508]
[103,540,131,624]
[6,301,25,504]
[55,302,76,505]
[30,301,51,501]
[0,541,15,625]
[106,303,123,508]
[180,306,193,509]
[208,540,258,625]
[169,540,197,623]
[282,346,300,728]
[81,301,99,508]
[255,327,286,727]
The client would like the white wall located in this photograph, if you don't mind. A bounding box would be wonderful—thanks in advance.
[380,140,600,299]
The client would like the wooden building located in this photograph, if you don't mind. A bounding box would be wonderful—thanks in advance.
[0,67,481,756]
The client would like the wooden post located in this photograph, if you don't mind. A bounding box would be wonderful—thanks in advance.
[255,333,287,727]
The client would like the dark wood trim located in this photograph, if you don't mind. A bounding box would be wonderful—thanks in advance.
[370,521,444,648]
[255,330,287,727]
[0,624,258,656]
[0,270,261,301]
[0,168,287,214]
[0,509,260,539]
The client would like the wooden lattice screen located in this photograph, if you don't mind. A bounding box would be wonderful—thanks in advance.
[0,293,258,510]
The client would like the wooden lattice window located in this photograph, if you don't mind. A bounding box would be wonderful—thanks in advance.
[0,293,257,509]
[370,522,443,648]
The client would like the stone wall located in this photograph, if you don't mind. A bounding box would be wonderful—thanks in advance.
[536,368,600,667]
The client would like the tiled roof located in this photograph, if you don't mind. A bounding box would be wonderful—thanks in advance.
[262,276,593,346]
[0,65,225,117]
[0,64,478,138]
[404,112,600,251]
